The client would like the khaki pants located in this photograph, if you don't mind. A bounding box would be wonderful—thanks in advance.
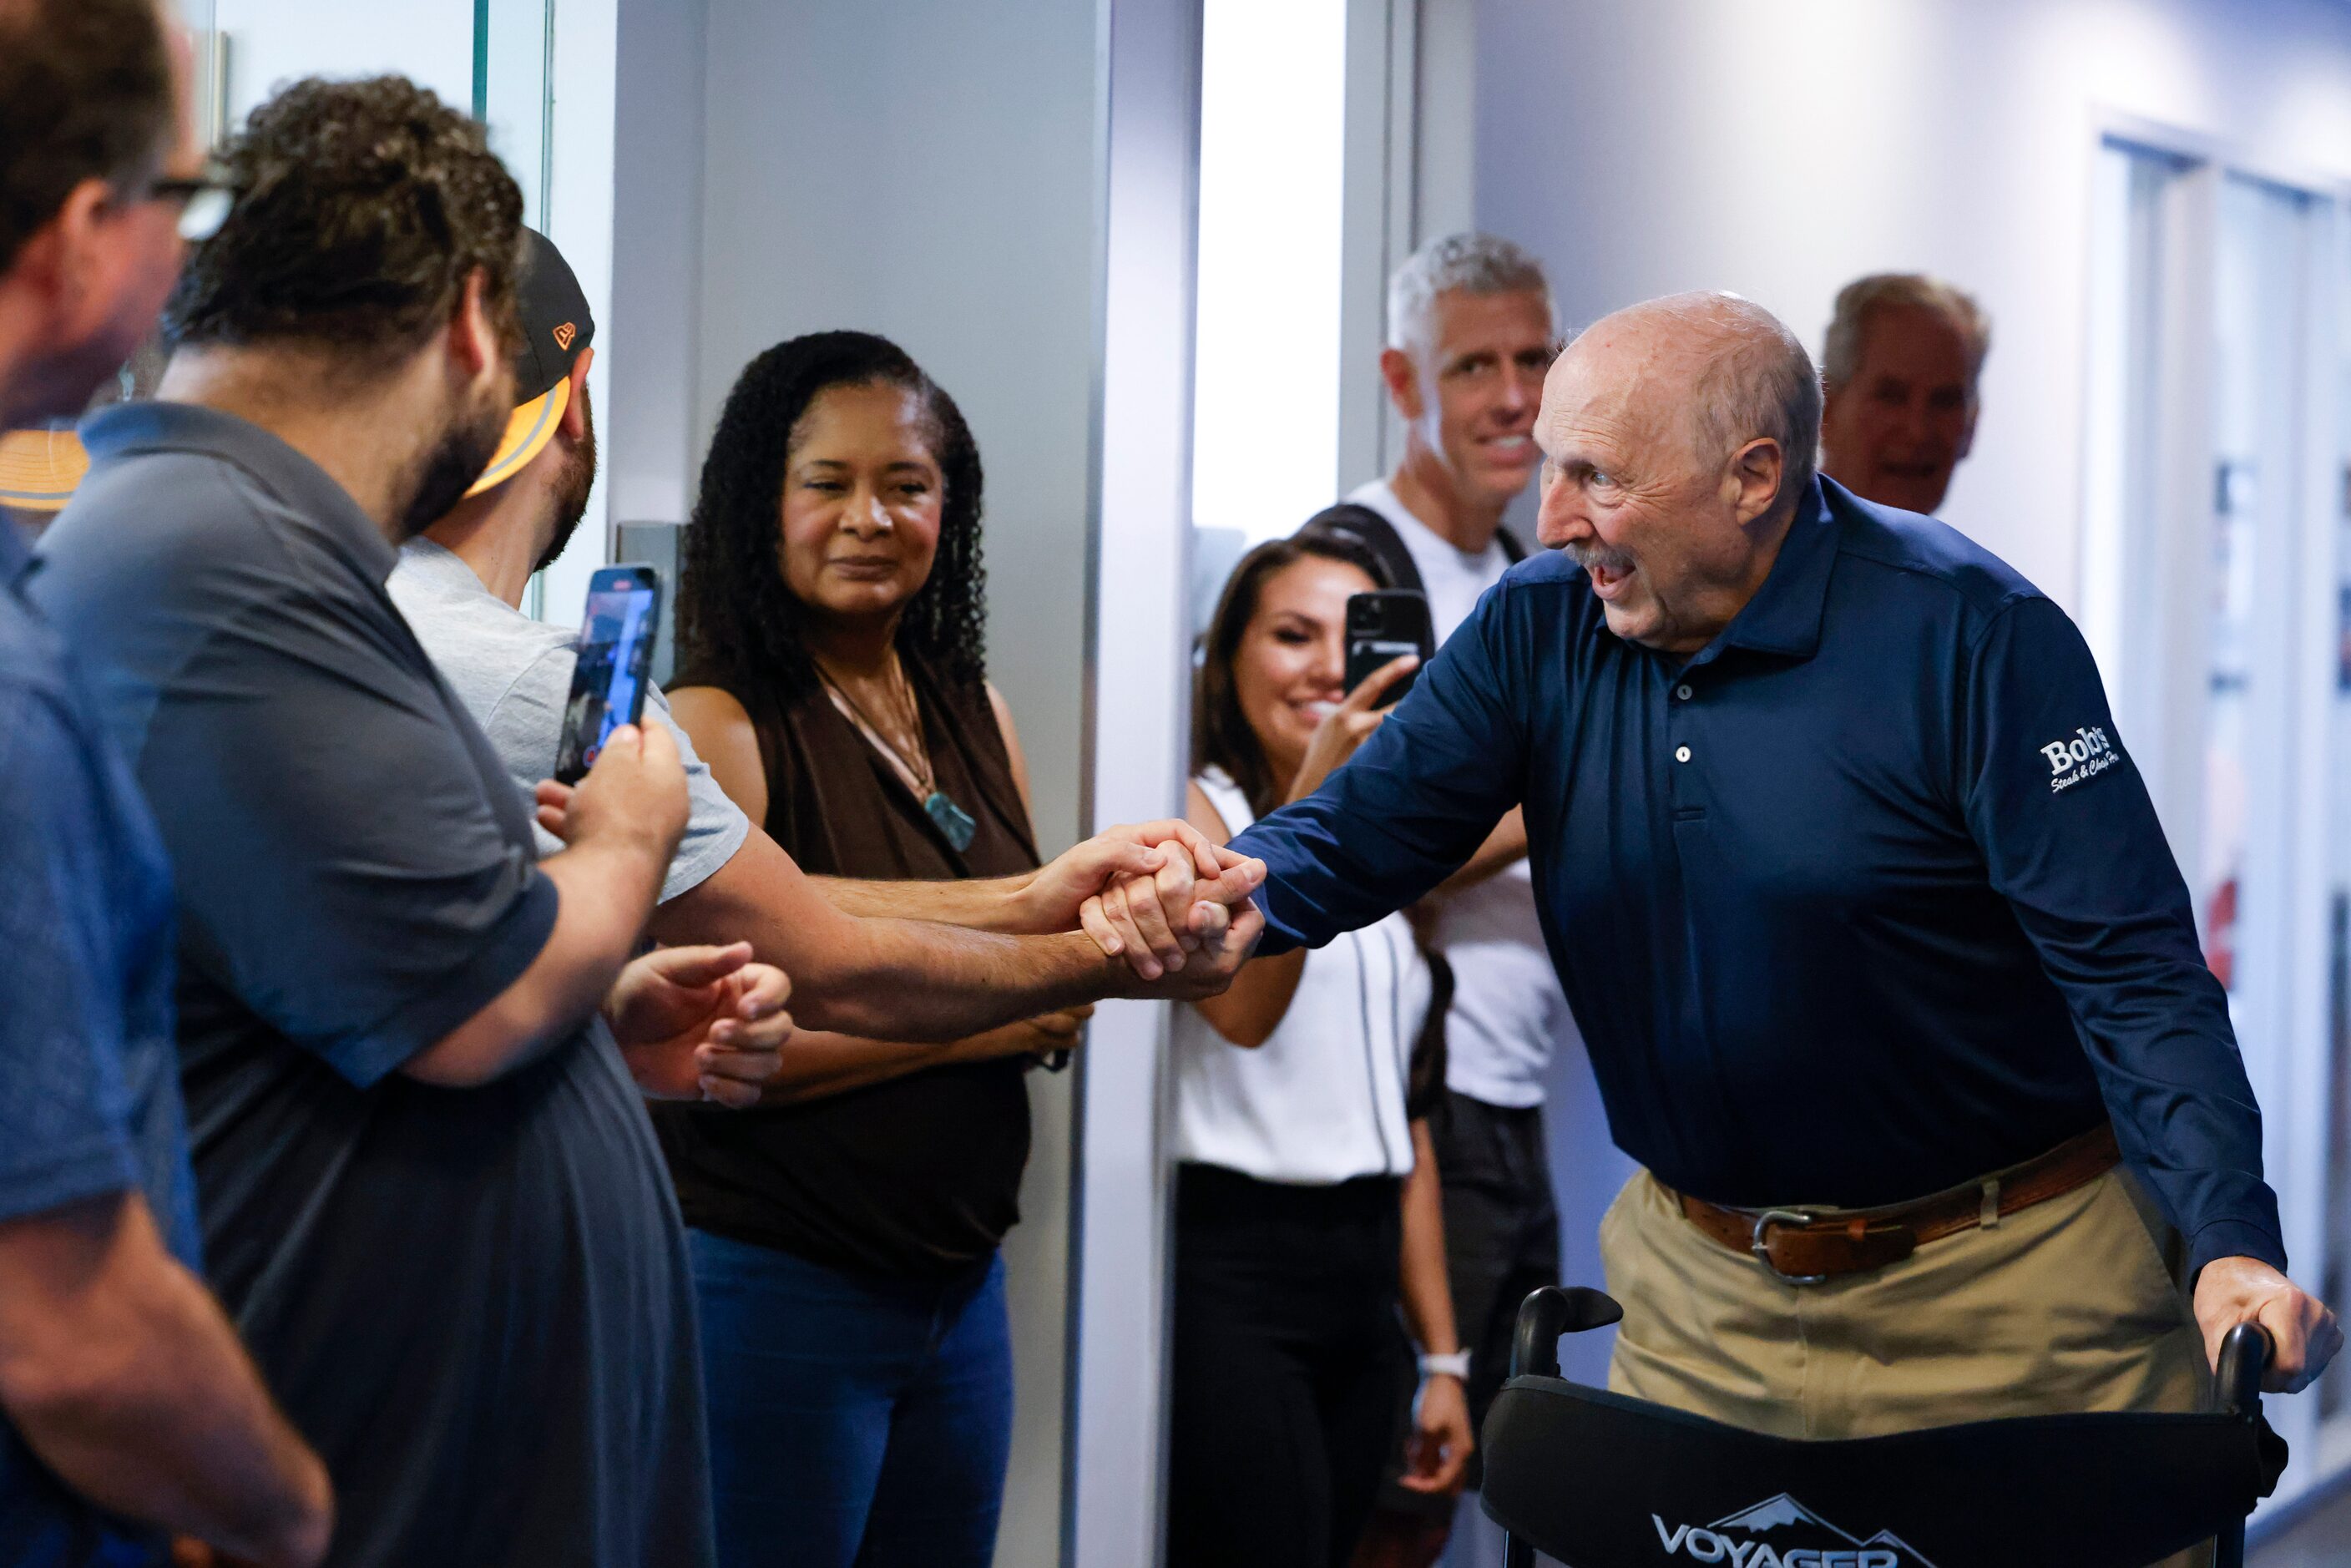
[1600,1166,2213,1566]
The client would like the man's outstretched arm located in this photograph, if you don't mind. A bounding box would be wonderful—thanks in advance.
[811,818,1261,977]
[643,820,1264,1040]
[1202,588,1530,953]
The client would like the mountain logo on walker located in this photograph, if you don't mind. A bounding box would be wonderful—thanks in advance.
[1650,1492,1940,1567]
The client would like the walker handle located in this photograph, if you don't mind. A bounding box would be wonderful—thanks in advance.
[2214,1322,2270,1419]
[2211,1323,2271,1568]
[1508,1287,1625,1381]
[1503,1287,1625,1568]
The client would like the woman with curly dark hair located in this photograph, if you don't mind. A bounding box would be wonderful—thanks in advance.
[664,331,1080,1568]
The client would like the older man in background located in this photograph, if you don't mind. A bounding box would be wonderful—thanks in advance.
[1818,271,1990,514]
[0,3,331,1564]
[1128,289,2338,1487]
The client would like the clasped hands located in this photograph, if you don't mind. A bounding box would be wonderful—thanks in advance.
[597,820,1262,1105]
[1019,819,1267,994]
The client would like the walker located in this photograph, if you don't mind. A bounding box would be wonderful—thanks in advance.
[1484,1287,2286,1568]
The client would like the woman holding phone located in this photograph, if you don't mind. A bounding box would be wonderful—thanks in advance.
[664,331,1082,1568]
[1165,535,1474,1568]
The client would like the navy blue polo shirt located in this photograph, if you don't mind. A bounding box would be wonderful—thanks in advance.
[1233,476,2283,1278]
[0,518,195,1567]
[33,402,713,1568]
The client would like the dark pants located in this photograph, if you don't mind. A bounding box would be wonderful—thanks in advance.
[1430,1088,1560,1491]
[1167,1163,1409,1568]
[689,1230,1014,1568]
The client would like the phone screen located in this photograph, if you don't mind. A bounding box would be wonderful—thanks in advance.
[554,565,663,785]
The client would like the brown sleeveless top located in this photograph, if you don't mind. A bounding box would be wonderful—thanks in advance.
[650,650,1040,1279]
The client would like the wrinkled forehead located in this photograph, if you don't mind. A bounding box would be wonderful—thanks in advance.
[1540,326,1698,460]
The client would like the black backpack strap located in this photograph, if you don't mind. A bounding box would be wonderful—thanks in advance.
[1294,501,1421,595]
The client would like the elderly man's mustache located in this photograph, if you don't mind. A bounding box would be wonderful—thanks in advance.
[1564,540,1636,578]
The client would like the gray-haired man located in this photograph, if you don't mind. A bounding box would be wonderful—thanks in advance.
[1818,271,1991,515]
[1307,233,1590,1528]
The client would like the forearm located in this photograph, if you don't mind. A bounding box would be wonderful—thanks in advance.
[817,923,1125,1039]
[0,1196,331,1568]
[668,892,1115,1040]
[1428,808,1529,900]
[655,835,1120,1035]
[1398,1123,1461,1355]
[408,837,665,1085]
[759,1027,1032,1105]
[1246,632,1525,953]
[813,872,1039,933]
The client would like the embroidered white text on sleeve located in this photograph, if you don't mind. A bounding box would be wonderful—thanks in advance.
[2039,726,2116,793]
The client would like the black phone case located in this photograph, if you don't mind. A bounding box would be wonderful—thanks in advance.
[1343,589,1435,701]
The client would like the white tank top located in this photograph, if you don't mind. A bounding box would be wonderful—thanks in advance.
[1171,769,1429,1183]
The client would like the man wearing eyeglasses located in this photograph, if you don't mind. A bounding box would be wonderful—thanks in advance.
[0,3,331,1565]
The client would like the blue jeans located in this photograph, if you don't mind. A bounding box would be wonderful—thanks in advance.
[689,1230,1014,1568]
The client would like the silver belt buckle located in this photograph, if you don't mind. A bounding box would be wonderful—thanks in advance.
[1750,1208,1830,1286]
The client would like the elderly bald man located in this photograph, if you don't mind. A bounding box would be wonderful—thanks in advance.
[1146,291,2338,1454]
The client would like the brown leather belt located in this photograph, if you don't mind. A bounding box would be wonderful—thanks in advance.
[1677,1124,2121,1284]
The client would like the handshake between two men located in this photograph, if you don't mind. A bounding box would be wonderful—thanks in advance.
[529,718,1271,1110]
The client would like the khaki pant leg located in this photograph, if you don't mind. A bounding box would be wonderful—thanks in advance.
[1599,1170,1812,1436]
[1801,1170,2211,1568]
[1599,1167,2213,1568]
[1800,1169,2206,1433]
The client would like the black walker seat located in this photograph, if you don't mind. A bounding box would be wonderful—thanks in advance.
[1484,1287,2288,1568]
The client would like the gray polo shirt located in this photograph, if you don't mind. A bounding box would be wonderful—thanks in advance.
[33,402,714,1568]
[387,537,749,902]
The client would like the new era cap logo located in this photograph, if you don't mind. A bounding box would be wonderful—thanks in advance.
[552,321,577,350]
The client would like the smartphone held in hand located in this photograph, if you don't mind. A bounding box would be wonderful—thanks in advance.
[1343,589,1434,703]
[554,564,663,784]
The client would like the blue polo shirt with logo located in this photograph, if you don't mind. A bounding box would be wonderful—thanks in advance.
[1233,475,2283,1278]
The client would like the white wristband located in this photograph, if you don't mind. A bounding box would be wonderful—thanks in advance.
[1418,1350,1470,1380]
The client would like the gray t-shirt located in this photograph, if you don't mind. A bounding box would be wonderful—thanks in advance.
[34,402,713,1568]
[387,538,749,903]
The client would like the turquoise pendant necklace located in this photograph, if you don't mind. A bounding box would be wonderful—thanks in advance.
[817,657,978,854]
[923,790,979,854]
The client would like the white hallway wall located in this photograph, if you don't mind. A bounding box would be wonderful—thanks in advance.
[1470,0,2351,609]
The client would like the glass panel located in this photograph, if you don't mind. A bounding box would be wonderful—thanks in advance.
[478,0,554,230]
[2324,225,2351,1424]
[2079,142,2176,716]
[1189,0,1348,549]
[2201,176,2310,990]
[207,0,477,131]
[476,0,558,616]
